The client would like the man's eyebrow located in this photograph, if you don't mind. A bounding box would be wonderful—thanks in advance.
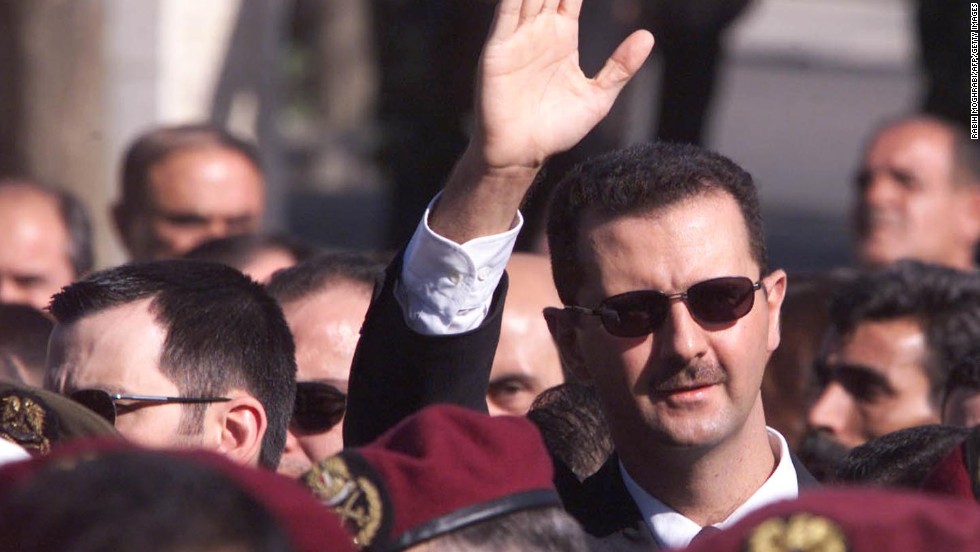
[831,363,897,396]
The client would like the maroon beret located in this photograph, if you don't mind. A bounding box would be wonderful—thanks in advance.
[920,424,980,500]
[0,439,356,552]
[304,404,562,551]
[684,488,980,552]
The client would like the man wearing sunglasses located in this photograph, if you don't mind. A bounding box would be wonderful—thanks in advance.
[44,260,296,470]
[266,252,386,478]
[344,1,814,550]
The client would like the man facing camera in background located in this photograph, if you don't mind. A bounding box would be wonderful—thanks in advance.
[45,260,296,469]
[113,124,265,261]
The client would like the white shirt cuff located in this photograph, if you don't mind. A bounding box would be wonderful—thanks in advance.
[396,195,522,335]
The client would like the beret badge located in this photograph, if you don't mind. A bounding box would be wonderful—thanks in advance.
[1,393,50,455]
[746,513,847,552]
[305,454,387,547]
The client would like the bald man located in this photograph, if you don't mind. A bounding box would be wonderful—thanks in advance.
[0,179,92,311]
[854,116,980,269]
[488,253,565,416]
[114,124,265,261]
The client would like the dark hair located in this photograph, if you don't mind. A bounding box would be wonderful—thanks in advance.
[47,260,296,469]
[546,142,766,304]
[526,383,613,481]
[424,506,588,552]
[266,250,389,305]
[0,449,293,552]
[829,260,980,406]
[120,123,262,211]
[0,303,53,383]
[943,348,980,406]
[0,178,94,276]
[834,424,969,488]
[183,233,317,273]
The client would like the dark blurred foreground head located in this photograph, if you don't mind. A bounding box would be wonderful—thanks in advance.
[0,441,355,552]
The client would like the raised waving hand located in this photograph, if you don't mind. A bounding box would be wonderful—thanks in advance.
[432,0,654,242]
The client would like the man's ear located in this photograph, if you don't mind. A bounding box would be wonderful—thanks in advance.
[762,269,788,354]
[544,307,592,384]
[214,393,267,467]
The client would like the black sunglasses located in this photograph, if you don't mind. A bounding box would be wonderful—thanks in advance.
[292,381,347,433]
[69,389,231,425]
[564,276,763,338]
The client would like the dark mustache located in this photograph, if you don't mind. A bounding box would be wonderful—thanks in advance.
[652,363,728,393]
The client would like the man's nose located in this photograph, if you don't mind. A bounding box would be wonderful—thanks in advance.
[807,382,855,441]
[656,300,709,365]
[861,173,900,207]
[0,278,27,305]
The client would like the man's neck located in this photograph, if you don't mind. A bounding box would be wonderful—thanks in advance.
[616,402,775,526]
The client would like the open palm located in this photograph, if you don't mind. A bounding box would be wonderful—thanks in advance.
[475,0,654,170]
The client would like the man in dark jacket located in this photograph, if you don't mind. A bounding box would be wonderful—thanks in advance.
[344,1,814,549]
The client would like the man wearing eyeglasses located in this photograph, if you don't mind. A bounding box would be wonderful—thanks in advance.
[343,1,814,550]
[44,260,296,470]
[266,252,386,478]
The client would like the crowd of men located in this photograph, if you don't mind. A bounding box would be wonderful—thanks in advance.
[1,1,980,550]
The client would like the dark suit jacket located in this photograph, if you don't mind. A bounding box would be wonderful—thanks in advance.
[560,452,819,551]
[344,255,818,551]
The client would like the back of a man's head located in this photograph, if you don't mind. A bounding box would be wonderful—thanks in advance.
[546,142,767,304]
[46,260,296,468]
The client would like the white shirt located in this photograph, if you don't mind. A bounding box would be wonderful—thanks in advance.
[396,195,522,335]
[398,204,802,548]
[620,427,799,549]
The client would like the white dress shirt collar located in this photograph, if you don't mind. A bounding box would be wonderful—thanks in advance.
[620,427,799,549]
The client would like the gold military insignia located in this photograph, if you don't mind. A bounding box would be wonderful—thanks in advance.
[746,513,847,552]
[1,394,50,455]
[305,455,384,547]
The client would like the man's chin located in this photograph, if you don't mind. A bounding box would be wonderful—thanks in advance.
[276,457,313,479]
[797,430,851,482]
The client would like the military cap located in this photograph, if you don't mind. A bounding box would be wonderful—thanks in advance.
[303,404,562,551]
[0,382,118,455]
[684,488,980,552]
[0,439,357,552]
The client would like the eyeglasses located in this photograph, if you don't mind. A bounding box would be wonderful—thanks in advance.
[69,389,231,425]
[564,276,763,337]
[292,381,347,433]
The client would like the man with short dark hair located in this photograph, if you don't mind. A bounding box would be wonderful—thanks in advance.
[44,260,296,469]
[266,251,386,478]
[344,2,814,549]
[113,124,265,261]
[807,260,980,454]
[854,116,980,269]
[0,178,93,311]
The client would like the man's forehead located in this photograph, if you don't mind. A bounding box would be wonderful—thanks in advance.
[50,299,166,359]
[574,192,758,285]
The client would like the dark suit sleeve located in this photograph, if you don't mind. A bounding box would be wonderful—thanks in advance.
[343,253,508,447]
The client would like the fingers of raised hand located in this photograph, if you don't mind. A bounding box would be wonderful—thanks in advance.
[593,30,655,94]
